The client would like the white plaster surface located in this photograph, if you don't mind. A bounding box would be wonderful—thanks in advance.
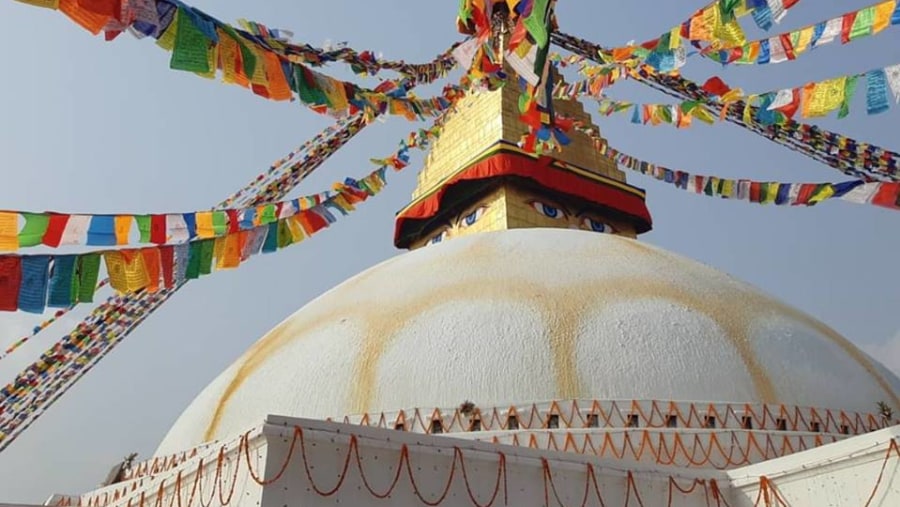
[155,229,900,456]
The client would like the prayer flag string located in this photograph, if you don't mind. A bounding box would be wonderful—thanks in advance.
[13,0,459,120]
[703,1,900,66]
[584,60,900,127]
[550,31,900,183]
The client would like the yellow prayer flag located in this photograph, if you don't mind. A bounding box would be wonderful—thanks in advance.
[668,26,681,49]
[195,211,215,239]
[217,29,240,84]
[874,1,897,33]
[14,0,59,8]
[809,185,837,204]
[715,18,747,47]
[213,236,226,268]
[331,194,356,213]
[802,77,846,118]
[156,12,179,51]
[765,183,780,204]
[692,106,716,124]
[285,219,306,244]
[105,251,151,293]
[722,179,735,198]
[795,26,815,54]
[114,216,132,245]
[0,212,19,251]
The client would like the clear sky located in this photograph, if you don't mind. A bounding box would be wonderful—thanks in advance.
[0,0,898,502]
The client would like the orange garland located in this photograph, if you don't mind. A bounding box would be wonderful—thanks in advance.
[60,426,900,507]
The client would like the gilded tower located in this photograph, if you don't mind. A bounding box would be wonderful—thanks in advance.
[393,11,652,250]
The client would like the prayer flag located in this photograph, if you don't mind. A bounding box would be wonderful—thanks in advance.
[0,257,22,311]
[87,216,117,246]
[76,253,101,303]
[0,213,19,251]
[18,256,50,314]
[48,255,77,308]
[18,214,49,248]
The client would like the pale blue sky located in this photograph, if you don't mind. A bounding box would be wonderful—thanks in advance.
[0,0,898,502]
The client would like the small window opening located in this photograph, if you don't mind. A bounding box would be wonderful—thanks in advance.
[840,424,850,435]
[703,416,717,429]
[469,417,482,432]
[776,418,787,431]
[741,416,753,430]
[507,414,519,430]
[626,414,640,428]
[665,415,678,428]
[811,422,822,433]
[586,413,599,428]
[430,419,443,434]
[394,422,405,431]
[547,414,560,429]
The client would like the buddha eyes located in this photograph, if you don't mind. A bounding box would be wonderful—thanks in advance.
[582,217,615,233]
[530,201,566,219]
[429,230,449,245]
[460,206,487,228]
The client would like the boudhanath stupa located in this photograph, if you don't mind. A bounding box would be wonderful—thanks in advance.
[9,10,900,507]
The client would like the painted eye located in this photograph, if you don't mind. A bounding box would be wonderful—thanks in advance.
[582,218,615,233]
[429,230,449,245]
[530,201,566,219]
[461,206,487,228]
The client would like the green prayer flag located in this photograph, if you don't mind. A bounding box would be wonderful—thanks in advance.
[170,8,212,74]
[259,204,278,225]
[719,0,741,22]
[277,220,293,249]
[292,66,329,107]
[77,253,101,303]
[458,0,471,24]
[135,215,152,243]
[212,211,228,235]
[658,105,673,123]
[18,213,49,247]
[523,0,551,48]
[850,7,875,40]
[198,239,214,276]
[838,75,860,119]
[186,241,202,279]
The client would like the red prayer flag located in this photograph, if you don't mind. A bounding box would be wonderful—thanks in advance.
[77,0,121,18]
[749,182,762,202]
[872,182,900,210]
[159,246,175,289]
[0,257,22,311]
[150,214,167,244]
[43,214,70,248]
[795,184,816,205]
[701,77,731,97]
[226,210,240,233]
[841,12,857,44]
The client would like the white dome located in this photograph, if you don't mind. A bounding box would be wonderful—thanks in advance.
[156,229,900,455]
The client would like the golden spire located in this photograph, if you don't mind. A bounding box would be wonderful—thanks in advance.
[393,24,652,250]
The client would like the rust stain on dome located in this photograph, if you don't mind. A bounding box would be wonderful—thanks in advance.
[201,235,899,442]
